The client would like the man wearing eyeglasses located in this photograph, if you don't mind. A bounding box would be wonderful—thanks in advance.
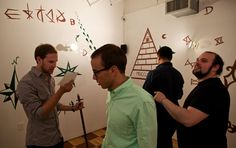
[90,44,157,148]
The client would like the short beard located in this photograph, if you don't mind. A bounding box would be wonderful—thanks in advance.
[192,65,213,79]
[41,63,52,75]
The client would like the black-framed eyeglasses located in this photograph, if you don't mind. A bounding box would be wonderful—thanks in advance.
[93,67,110,77]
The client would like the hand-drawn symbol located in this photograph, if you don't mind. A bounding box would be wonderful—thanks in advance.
[11,56,19,65]
[130,28,159,80]
[22,3,33,20]
[185,59,195,69]
[86,0,101,6]
[82,49,88,56]
[0,58,19,109]
[70,19,76,25]
[183,35,192,46]
[228,121,236,133]
[75,16,96,54]
[5,3,66,23]
[162,34,167,39]
[55,62,81,77]
[215,36,224,46]
[5,9,20,20]
[204,6,213,15]
[223,59,236,89]
[190,78,198,85]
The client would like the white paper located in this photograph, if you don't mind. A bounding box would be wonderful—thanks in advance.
[58,72,77,86]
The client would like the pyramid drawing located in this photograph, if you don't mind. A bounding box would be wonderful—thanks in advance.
[130,28,159,80]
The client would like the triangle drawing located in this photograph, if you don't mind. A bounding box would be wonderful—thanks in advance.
[130,28,159,80]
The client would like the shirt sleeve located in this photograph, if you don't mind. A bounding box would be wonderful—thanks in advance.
[143,71,153,94]
[143,71,161,96]
[136,102,157,148]
[17,79,44,120]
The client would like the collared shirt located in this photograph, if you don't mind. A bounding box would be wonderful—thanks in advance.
[143,62,184,148]
[102,78,157,148]
[143,62,184,102]
[17,67,62,146]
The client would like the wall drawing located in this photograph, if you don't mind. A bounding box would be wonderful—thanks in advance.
[55,61,81,81]
[4,3,66,23]
[130,28,159,80]
[223,59,236,89]
[0,57,20,109]
[86,0,101,6]
[75,16,96,53]
[3,3,97,57]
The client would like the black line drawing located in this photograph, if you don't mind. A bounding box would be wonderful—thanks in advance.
[223,59,236,89]
[55,61,81,77]
[228,121,236,133]
[0,57,20,109]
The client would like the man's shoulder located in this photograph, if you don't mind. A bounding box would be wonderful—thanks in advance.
[132,84,154,100]
[18,69,38,86]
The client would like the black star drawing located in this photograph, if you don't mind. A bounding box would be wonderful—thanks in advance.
[228,121,236,133]
[223,59,236,89]
[0,66,19,109]
[55,61,81,77]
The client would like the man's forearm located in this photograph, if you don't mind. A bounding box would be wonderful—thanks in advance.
[41,88,65,117]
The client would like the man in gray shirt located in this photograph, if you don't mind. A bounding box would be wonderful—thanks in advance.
[17,44,83,148]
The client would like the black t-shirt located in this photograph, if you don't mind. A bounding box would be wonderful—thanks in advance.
[177,78,230,148]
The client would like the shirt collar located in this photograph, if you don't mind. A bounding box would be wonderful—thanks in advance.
[158,62,172,67]
[31,66,51,79]
[109,77,132,95]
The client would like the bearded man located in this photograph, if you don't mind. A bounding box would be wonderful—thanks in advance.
[154,51,230,148]
[17,44,83,148]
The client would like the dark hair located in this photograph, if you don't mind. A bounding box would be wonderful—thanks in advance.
[206,51,224,75]
[157,46,175,60]
[91,44,127,73]
[34,44,57,60]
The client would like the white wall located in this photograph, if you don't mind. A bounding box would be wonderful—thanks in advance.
[1,0,235,148]
[124,0,236,148]
[0,0,124,148]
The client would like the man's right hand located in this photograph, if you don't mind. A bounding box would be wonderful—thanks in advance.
[59,80,74,93]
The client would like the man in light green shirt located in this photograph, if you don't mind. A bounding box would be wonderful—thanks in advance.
[90,44,157,148]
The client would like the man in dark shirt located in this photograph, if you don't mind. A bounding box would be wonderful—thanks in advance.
[154,51,230,148]
[143,46,184,148]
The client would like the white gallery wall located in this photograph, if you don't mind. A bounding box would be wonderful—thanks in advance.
[124,0,236,148]
[0,0,236,148]
[0,0,124,148]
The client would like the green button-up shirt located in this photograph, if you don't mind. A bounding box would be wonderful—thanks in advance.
[102,78,157,148]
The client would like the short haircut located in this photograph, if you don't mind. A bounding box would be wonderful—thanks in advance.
[91,44,127,73]
[34,44,57,61]
[157,46,175,61]
[205,51,224,75]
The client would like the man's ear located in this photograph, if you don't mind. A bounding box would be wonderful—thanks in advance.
[36,56,41,64]
[212,64,220,73]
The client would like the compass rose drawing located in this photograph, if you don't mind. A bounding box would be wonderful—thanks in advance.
[0,59,19,109]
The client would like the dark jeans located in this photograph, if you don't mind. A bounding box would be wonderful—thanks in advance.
[27,138,64,148]
[157,108,177,148]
